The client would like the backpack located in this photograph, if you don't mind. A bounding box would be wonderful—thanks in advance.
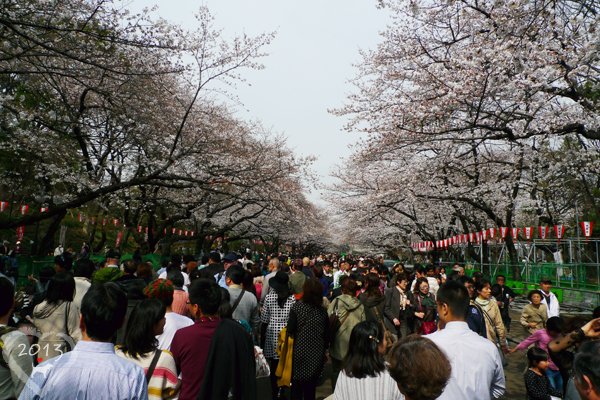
[0,326,17,369]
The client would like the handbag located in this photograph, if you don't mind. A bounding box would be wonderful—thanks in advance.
[416,295,437,335]
[275,327,294,387]
[254,346,271,379]
[481,307,508,367]
[372,306,396,351]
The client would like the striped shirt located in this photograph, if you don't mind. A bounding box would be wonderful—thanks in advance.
[18,341,147,400]
[115,348,179,400]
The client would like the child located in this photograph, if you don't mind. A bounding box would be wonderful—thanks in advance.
[524,347,563,400]
[511,316,564,392]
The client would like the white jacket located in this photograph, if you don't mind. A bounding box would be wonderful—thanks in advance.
[540,291,560,318]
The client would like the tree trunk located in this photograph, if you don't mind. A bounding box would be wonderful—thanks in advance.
[36,210,67,256]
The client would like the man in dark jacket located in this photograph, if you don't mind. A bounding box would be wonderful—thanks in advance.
[492,275,515,332]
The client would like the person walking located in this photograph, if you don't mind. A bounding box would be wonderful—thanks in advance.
[474,279,508,355]
[260,271,295,400]
[116,299,179,400]
[520,290,549,334]
[426,281,505,400]
[32,272,82,362]
[333,321,403,400]
[327,278,366,391]
[383,272,413,339]
[20,283,148,399]
[287,279,329,400]
[412,278,437,335]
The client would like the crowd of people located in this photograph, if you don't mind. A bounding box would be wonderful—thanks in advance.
[0,249,599,400]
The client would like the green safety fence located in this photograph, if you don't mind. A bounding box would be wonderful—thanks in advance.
[12,253,168,287]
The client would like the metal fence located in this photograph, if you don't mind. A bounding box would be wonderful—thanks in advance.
[436,238,600,310]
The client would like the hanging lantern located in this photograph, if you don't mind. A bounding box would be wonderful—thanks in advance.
[511,227,520,240]
[554,225,565,241]
[539,226,549,240]
[581,221,594,239]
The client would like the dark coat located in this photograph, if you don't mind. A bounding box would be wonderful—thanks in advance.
[359,293,385,325]
[383,287,414,333]
[198,318,256,400]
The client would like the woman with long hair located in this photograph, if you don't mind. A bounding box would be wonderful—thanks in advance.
[412,277,437,335]
[287,278,329,400]
[116,298,179,400]
[32,272,82,362]
[333,321,402,399]
[260,271,295,400]
[475,278,508,354]
[359,274,385,325]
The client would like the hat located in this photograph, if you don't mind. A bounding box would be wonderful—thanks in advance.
[223,252,239,263]
[144,279,175,300]
[269,271,289,293]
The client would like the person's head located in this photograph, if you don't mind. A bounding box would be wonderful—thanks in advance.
[323,261,333,273]
[341,277,358,296]
[365,273,382,297]
[496,275,506,286]
[105,249,120,266]
[223,252,239,269]
[393,263,405,275]
[574,341,600,400]
[225,264,245,286]
[395,272,408,291]
[122,260,137,275]
[45,272,76,304]
[143,279,174,308]
[452,263,464,276]
[546,316,564,338]
[343,321,386,378]
[200,255,209,266]
[208,251,221,264]
[301,278,324,307]
[388,335,451,400]
[54,252,73,273]
[269,257,280,272]
[0,277,14,318]
[475,278,492,300]
[425,265,435,277]
[291,258,302,272]
[136,262,153,281]
[527,346,550,370]
[74,258,95,279]
[80,282,127,341]
[594,306,600,320]
[528,289,544,305]
[166,268,185,289]
[436,280,470,323]
[540,279,552,293]
[121,299,166,359]
[415,266,427,278]
[458,275,477,299]
[302,257,310,267]
[188,278,221,318]
[217,287,232,318]
[415,277,429,296]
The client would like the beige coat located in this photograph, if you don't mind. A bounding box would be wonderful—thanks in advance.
[33,301,82,362]
[476,297,507,345]
[327,294,366,361]
[520,303,548,334]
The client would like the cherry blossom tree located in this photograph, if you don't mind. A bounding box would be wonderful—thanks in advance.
[331,0,600,270]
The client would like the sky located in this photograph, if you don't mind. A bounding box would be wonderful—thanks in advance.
[124,0,389,205]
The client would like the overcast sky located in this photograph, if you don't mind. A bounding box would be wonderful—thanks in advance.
[124,0,389,205]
